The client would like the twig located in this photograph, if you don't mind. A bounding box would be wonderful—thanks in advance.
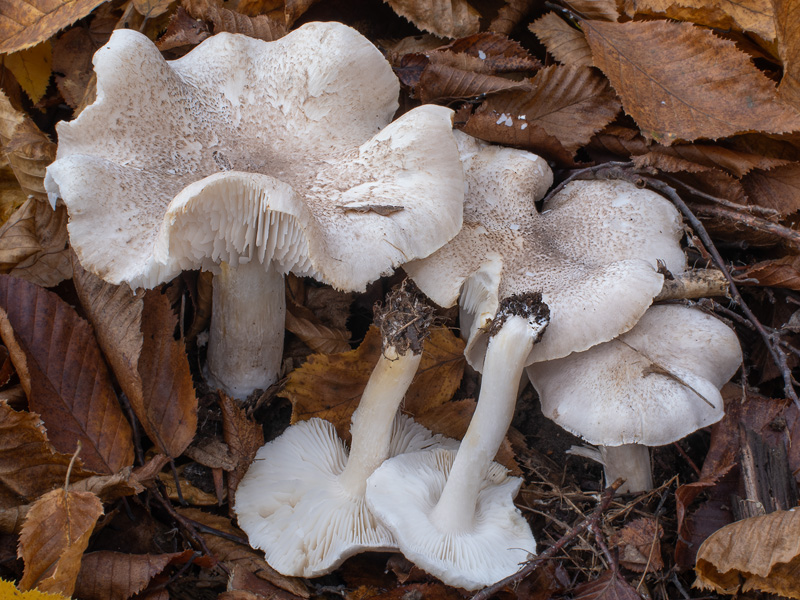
[665,177,780,219]
[472,479,622,600]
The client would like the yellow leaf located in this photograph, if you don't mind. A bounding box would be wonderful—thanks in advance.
[0,578,72,599]
[695,509,800,598]
[3,42,53,104]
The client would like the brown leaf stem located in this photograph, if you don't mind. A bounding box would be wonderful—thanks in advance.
[472,478,622,600]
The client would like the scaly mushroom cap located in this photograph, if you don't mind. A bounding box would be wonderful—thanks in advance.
[527,305,742,446]
[234,416,458,577]
[45,23,464,291]
[365,447,534,590]
[405,134,685,369]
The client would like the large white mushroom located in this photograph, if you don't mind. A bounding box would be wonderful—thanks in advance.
[527,304,742,494]
[366,133,686,589]
[45,23,464,398]
[234,284,458,576]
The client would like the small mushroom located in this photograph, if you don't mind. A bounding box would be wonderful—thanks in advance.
[527,305,743,494]
[366,133,685,589]
[45,23,464,399]
[234,284,457,576]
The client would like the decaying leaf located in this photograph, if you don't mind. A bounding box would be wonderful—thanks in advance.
[529,12,593,67]
[695,509,800,598]
[775,0,800,110]
[0,0,108,54]
[383,0,480,38]
[18,488,104,597]
[742,162,800,215]
[285,326,465,442]
[0,275,134,474]
[52,27,107,110]
[133,0,175,18]
[460,64,620,158]
[183,0,286,40]
[3,41,53,104]
[566,0,619,20]
[156,7,211,51]
[572,569,641,600]
[0,163,26,227]
[583,19,800,144]
[0,400,96,508]
[0,579,72,599]
[285,300,351,355]
[220,394,264,503]
[489,0,536,34]
[611,517,664,573]
[735,255,800,290]
[177,508,309,597]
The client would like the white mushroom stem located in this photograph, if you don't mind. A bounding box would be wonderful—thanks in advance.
[569,443,654,494]
[338,346,423,497]
[431,314,542,533]
[207,260,285,399]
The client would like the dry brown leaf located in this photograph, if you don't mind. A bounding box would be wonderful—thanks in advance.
[0,198,39,271]
[0,275,134,474]
[461,64,620,155]
[572,570,641,599]
[285,326,465,441]
[643,143,789,177]
[0,400,96,508]
[75,550,199,600]
[0,345,12,386]
[52,27,105,109]
[227,568,304,600]
[160,467,218,505]
[489,0,536,34]
[418,62,530,104]
[177,508,309,597]
[610,517,664,573]
[4,41,52,104]
[775,0,800,109]
[219,394,264,504]
[439,32,541,71]
[695,509,800,598]
[285,299,350,355]
[742,162,800,215]
[0,90,56,199]
[583,19,800,144]
[6,200,71,287]
[18,488,103,596]
[133,0,174,18]
[384,0,480,38]
[735,255,800,289]
[0,0,108,54]
[0,163,26,226]
[529,12,593,67]
[183,0,285,40]
[284,0,321,26]
[155,7,211,51]
[565,0,618,20]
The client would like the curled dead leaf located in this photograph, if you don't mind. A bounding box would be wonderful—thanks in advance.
[0,0,108,54]
[529,12,593,67]
[384,0,480,38]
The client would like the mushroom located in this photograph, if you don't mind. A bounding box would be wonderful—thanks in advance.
[527,304,742,494]
[365,134,685,589]
[234,283,458,576]
[44,23,464,399]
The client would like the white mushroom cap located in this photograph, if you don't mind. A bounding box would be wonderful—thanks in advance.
[234,416,457,577]
[405,134,686,369]
[527,305,743,447]
[365,447,534,590]
[45,23,465,291]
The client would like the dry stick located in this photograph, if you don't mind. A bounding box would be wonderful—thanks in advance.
[472,479,623,600]
[690,203,800,247]
[665,177,779,219]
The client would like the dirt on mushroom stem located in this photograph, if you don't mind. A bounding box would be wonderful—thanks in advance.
[373,280,435,356]
[488,291,550,339]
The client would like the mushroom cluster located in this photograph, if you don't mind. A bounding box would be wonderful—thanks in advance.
[46,18,744,594]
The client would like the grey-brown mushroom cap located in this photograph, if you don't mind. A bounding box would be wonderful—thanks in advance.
[527,305,743,447]
[44,24,464,291]
[405,138,686,369]
[234,416,458,578]
[365,447,535,591]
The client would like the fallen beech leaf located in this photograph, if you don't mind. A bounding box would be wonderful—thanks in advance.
[384,0,479,38]
[439,32,541,72]
[0,0,108,54]
[638,143,790,178]
[75,550,198,600]
[695,509,800,598]
[285,326,465,441]
[183,0,286,40]
[285,299,351,355]
[0,90,56,199]
[742,163,800,215]
[156,7,211,51]
[529,12,593,67]
[220,394,264,503]
[284,0,322,26]
[5,200,71,287]
[565,0,618,20]
[134,0,174,18]
[735,255,800,290]
[583,20,800,144]
[52,27,106,110]
[611,517,664,573]
[0,276,134,474]
[572,570,641,599]
[18,488,104,597]
[416,60,530,103]
[628,0,774,41]
[775,0,800,109]
[461,64,620,154]
[0,401,96,507]
[366,583,464,600]
[160,466,219,506]
[4,42,52,104]
[228,568,304,600]
[489,0,535,34]
[0,579,71,599]
[0,198,38,272]
[177,507,309,597]
[0,164,26,226]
